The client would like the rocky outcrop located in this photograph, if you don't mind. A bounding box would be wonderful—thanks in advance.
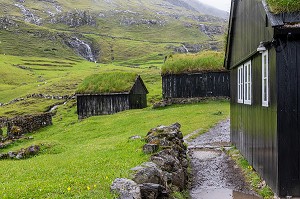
[0,145,40,160]
[120,17,166,27]
[0,17,18,30]
[53,10,96,27]
[111,123,188,199]
[198,24,224,37]
[14,3,42,25]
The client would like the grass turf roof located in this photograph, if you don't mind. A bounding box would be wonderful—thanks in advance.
[161,51,225,75]
[76,72,138,94]
[266,0,300,14]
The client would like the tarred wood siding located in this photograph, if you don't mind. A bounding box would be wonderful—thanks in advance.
[162,72,230,99]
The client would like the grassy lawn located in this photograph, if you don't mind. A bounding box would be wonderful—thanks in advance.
[0,100,229,198]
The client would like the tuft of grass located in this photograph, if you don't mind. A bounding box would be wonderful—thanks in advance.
[76,72,138,94]
[161,51,226,75]
[227,147,274,199]
[266,0,300,13]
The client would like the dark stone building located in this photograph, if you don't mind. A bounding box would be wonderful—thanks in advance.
[225,0,300,197]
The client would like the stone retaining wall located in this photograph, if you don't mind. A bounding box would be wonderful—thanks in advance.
[111,123,188,199]
[7,113,53,137]
[0,117,9,128]
[153,96,230,108]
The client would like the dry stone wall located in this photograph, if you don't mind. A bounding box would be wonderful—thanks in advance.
[111,123,188,199]
[7,113,52,137]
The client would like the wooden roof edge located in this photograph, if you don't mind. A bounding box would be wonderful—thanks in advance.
[76,92,130,96]
[224,0,237,70]
[262,0,300,27]
[161,70,229,76]
[129,75,149,94]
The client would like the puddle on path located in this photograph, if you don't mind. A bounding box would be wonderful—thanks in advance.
[189,149,259,199]
[191,188,261,199]
[187,120,260,199]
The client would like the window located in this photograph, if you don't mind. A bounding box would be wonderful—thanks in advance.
[244,61,252,105]
[237,66,243,103]
[262,50,269,107]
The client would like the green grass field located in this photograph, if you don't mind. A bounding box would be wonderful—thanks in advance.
[0,52,230,198]
[0,100,229,198]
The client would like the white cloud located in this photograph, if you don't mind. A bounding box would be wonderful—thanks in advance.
[197,0,231,11]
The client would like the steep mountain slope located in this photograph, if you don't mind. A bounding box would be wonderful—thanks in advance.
[0,0,227,65]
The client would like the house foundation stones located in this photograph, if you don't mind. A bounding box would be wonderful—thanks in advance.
[111,123,188,199]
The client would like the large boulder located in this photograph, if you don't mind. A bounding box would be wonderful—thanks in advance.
[139,183,169,199]
[8,125,22,138]
[151,149,181,173]
[131,162,165,186]
[111,178,141,199]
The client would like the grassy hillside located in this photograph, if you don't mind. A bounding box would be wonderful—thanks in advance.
[0,0,226,65]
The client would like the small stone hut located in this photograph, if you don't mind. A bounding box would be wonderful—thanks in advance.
[76,72,148,119]
[161,52,230,99]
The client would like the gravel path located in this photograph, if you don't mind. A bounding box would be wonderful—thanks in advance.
[186,119,260,199]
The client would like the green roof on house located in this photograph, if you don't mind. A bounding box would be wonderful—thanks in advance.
[266,0,300,14]
[76,72,139,94]
[161,51,226,75]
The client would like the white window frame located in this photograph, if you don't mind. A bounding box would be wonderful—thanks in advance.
[237,65,243,103]
[243,60,252,105]
[262,50,269,107]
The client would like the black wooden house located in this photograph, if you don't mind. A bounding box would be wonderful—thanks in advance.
[162,51,230,99]
[225,0,300,197]
[162,72,230,98]
[76,72,148,119]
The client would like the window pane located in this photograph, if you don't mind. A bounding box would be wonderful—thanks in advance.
[264,79,267,101]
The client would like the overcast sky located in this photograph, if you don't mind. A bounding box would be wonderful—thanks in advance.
[197,0,231,12]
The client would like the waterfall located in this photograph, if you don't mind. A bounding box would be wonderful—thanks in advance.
[182,45,189,53]
[67,37,96,62]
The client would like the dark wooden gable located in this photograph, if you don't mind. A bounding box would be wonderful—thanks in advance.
[130,76,149,95]
[225,0,274,69]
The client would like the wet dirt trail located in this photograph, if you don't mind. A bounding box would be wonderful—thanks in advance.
[186,119,261,199]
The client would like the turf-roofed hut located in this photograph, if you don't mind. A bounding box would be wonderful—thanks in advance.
[161,51,230,99]
[76,72,148,119]
[225,0,300,197]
